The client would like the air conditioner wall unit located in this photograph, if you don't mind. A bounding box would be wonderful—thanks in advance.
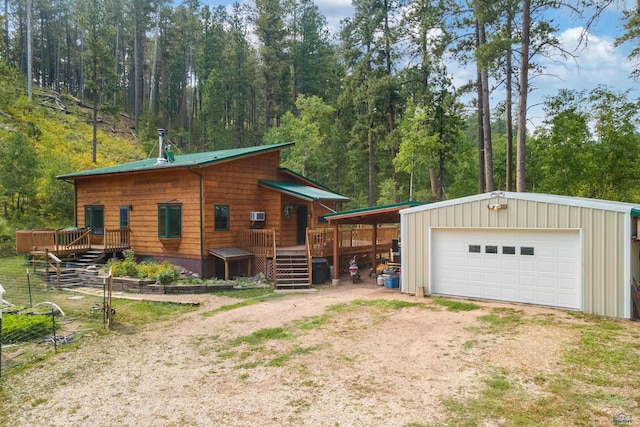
[250,211,266,221]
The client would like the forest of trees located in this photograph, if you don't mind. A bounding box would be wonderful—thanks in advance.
[1,0,640,242]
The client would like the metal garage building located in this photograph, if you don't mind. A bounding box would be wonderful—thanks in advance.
[399,191,640,319]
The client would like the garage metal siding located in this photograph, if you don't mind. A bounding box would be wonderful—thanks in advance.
[402,195,629,318]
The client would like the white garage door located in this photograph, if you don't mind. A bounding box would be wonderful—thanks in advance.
[431,228,582,310]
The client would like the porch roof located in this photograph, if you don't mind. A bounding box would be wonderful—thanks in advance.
[325,201,428,225]
[259,180,350,202]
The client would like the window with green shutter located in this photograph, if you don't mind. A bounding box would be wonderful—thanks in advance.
[158,204,182,238]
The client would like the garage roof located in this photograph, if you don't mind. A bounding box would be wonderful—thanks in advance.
[326,201,428,225]
[400,191,640,216]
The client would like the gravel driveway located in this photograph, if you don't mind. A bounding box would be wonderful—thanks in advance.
[2,277,636,426]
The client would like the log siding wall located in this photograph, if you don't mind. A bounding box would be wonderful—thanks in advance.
[73,150,337,276]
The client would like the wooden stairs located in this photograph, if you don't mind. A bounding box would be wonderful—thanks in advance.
[40,250,107,288]
[275,248,311,289]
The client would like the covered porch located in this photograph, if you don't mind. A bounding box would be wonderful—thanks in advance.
[323,202,428,282]
[232,225,399,287]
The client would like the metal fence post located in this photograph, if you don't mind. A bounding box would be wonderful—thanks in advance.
[0,284,5,378]
[1,311,3,379]
[27,269,32,308]
[51,306,57,352]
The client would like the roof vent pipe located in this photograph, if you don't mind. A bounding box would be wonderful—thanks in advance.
[155,128,168,166]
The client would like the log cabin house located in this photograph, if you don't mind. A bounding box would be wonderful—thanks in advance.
[16,138,399,287]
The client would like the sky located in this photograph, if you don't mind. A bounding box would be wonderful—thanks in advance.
[199,0,639,130]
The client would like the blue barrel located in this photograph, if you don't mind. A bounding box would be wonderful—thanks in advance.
[384,273,400,289]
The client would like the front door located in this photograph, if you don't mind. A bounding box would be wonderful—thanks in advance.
[296,205,308,245]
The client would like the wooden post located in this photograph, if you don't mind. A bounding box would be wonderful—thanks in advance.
[332,223,339,283]
[371,224,378,277]
[55,258,61,288]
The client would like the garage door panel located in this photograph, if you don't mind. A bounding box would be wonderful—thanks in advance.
[558,262,576,274]
[468,285,486,297]
[537,261,556,273]
[537,246,557,257]
[467,257,482,268]
[558,278,577,290]
[432,229,582,310]
[484,258,500,269]
[501,287,518,300]
[537,292,557,305]
[500,273,517,285]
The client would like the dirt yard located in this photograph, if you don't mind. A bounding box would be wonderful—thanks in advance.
[2,276,639,426]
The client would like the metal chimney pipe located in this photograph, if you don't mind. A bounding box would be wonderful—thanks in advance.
[156,128,167,165]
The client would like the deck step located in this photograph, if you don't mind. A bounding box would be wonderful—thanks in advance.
[275,249,310,289]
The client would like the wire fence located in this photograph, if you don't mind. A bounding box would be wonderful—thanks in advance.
[0,256,111,378]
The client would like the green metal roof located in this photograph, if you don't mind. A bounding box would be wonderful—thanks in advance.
[57,142,295,179]
[259,180,350,202]
[278,168,335,193]
[324,201,431,224]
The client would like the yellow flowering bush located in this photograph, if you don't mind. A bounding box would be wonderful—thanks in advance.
[104,251,180,284]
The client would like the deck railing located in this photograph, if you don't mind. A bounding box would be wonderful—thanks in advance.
[104,228,131,252]
[16,228,91,255]
[308,227,334,257]
[235,229,277,277]
[307,225,399,258]
[15,227,130,255]
[235,229,276,257]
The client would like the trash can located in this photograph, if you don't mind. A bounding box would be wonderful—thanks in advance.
[312,258,329,284]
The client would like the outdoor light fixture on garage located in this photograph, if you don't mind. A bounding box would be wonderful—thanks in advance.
[487,203,507,210]
[487,191,507,210]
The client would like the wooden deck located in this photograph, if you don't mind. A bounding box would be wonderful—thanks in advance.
[15,226,397,284]
[307,226,397,258]
[16,228,131,257]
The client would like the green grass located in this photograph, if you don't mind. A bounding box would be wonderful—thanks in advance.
[215,288,276,299]
[351,298,426,310]
[432,297,482,312]
[215,298,432,373]
[295,315,330,330]
[109,299,197,328]
[475,307,525,332]
[201,290,283,317]
[228,327,292,346]
[443,312,640,426]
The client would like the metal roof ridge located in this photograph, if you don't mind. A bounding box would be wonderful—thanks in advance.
[57,142,295,180]
[399,191,640,215]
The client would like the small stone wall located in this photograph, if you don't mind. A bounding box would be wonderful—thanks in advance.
[110,277,235,295]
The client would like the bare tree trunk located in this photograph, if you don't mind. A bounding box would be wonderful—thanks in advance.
[429,167,438,201]
[134,18,141,134]
[27,0,32,101]
[516,0,531,192]
[505,7,514,192]
[368,110,375,207]
[478,23,494,192]
[92,56,98,164]
[475,20,485,194]
[4,0,8,65]
[40,11,45,88]
[148,5,160,119]
[79,32,84,101]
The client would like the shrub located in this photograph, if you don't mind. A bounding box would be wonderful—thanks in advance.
[1,313,54,344]
[156,262,179,285]
[104,252,179,284]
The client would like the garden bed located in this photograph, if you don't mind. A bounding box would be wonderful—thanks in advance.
[110,277,244,295]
